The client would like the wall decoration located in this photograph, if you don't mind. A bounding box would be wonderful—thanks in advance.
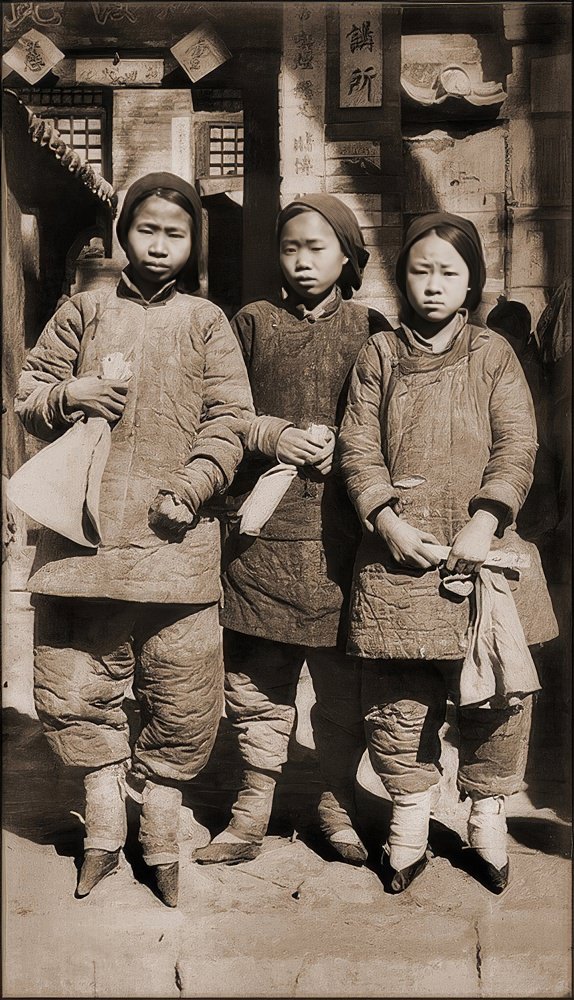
[4,3,63,29]
[171,23,231,83]
[3,27,64,84]
[339,4,382,108]
[76,57,163,87]
[402,64,506,108]
[90,3,136,25]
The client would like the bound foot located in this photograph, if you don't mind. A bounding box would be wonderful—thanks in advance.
[465,850,509,894]
[153,861,179,907]
[75,849,120,898]
[327,828,368,866]
[194,829,261,865]
[381,847,430,894]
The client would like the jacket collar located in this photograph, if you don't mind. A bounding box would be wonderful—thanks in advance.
[118,268,178,305]
[401,310,468,355]
[282,285,341,323]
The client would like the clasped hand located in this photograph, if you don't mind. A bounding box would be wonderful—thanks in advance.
[374,506,442,570]
[63,376,128,422]
[445,510,498,575]
[276,427,336,475]
[148,492,197,542]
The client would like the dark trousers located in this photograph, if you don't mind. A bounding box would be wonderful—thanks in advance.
[223,629,365,820]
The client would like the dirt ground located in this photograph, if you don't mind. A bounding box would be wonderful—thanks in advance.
[2,589,572,999]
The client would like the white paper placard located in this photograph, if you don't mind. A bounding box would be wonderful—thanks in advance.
[3,28,64,84]
[171,23,231,83]
[76,58,164,87]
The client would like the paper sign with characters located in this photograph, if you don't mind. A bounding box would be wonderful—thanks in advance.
[171,23,231,83]
[3,27,64,84]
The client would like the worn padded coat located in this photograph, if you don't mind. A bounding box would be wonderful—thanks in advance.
[15,274,254,604]
[338,321,558,660]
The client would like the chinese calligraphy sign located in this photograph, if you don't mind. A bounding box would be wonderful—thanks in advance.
[3,27,64,83]
[171,23,231,83]
[340,4,382,108]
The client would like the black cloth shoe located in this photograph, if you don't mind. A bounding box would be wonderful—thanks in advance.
[465,849,509,894]
[153,862,179,907]
[381,848,430,894]
[193,841,261,865]
[327,837,368,866]
[75,849,120,898]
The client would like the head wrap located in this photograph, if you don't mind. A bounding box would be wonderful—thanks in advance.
[116,172,203,293]
[395,211,486,312]
[277,194,369,299]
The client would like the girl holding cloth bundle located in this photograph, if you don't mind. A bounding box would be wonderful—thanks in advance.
[196,194,391,866]
[338,212,558,895]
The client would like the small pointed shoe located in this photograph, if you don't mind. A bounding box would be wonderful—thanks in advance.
[381,848,430,894]
[75,848,121,898]
[193,841,261,865]
[328,837,368,866]
[153,862,179,907]
[466,849,509,894]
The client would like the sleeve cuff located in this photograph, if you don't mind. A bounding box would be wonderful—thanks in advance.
[48,380,81,427]
[469,487,518,537]
[246,415,294,458]
[354,483,400,531]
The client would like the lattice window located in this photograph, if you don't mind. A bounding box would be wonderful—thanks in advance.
[209,124,244,177]
[18,88,108,177]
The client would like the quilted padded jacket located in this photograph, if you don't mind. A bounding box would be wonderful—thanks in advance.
[338,321,558,660]
[15,274,255,604]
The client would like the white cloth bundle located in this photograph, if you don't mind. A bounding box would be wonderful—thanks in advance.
[7,353,131,548]
[459,567,541,709]
[238,423,331,537]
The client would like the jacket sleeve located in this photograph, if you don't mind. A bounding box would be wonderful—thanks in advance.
[338,337,399,530]
[14,295,92,442]
[231,306,293,459]
[163,305,256,511]
[469,337,538,535]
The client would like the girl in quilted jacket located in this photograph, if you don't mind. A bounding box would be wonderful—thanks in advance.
[14,173,253,907]
[195,195,391,867]
[338,212,558,895]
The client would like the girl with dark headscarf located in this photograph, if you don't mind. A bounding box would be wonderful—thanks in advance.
[338,212,557,896]
[15,172,254,907]
[195,194,392,867]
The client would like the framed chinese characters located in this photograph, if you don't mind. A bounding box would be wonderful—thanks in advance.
[326,4,401,140]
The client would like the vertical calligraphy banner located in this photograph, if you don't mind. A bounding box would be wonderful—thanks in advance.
[280,2,326,198]
[339,4,382,109]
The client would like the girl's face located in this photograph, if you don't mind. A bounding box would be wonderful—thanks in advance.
[126,195,192,292]
[279,211,348,302]
[405,232,470,325]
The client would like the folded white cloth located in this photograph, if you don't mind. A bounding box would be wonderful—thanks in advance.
[8,353,132,548]
[237,463,298,536]
[238,423,331,537]
[8,418,111,547]
[459,567,541,709]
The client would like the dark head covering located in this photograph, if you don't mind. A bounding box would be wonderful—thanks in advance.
[276,194,369,299]
[395,211,486,312]
[116,172,203,293]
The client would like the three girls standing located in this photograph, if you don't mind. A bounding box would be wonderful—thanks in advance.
[16,175,557,905]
